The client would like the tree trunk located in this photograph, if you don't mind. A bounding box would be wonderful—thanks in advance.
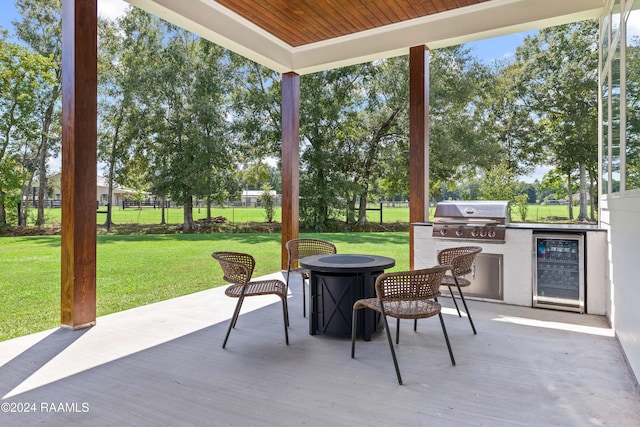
[206,196,212,222]
[0,188,7,226]
[21,174,34,226]
[35,134,48,226]
[577,163,588,221]
[106,132,119,227]
[106,113,123,228]
[183,195,195,232]
[106,172,114,227]
[567,173,574,220]
[36,99,56,226]
[356,193,369,225]
[160,196,166,225]
[19,163,32,226]
[346,195,356,224]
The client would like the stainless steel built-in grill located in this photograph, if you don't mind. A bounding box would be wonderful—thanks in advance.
[432,200,509,243]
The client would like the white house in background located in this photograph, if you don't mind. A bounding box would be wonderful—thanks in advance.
[240,190,280,207]
[96,175,139,206]
[36,174,139,207]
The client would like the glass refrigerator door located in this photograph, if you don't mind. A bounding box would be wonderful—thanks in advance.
[534,234,584,313]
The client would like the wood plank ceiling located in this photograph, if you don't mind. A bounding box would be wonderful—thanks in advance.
[215,0,490,47]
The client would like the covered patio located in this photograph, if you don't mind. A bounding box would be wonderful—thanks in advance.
[37,0,640,421]
[1,275,639,425]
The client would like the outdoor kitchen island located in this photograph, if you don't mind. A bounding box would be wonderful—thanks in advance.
[412,219,608,316]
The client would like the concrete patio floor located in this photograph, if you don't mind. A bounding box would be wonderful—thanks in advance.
[1,272,639,426]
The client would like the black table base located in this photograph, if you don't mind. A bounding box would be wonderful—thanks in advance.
[309,270,384,340]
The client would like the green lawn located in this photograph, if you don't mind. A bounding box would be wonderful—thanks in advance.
[0,232,409,342]
[21,203,588,227]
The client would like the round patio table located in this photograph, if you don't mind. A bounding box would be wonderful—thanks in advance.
[300,254,395,340]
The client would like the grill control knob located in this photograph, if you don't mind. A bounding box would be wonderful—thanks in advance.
[479,230,487,237]
[455,229,464,237]
[440,229,448,236]
[471,229,479,237]
[488,230,496,238]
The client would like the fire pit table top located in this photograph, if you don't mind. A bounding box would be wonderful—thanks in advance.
[300,254,395,274]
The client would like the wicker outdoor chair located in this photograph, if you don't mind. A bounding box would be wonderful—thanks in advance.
[212,251,289,348]
[436,246,483,334]
[285,238,337,317]
[351,265,455,385]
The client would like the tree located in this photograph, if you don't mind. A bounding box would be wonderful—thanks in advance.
[429,46,497,189]
[14,0,63,226]
[515,21,599,221]
[0,156,22,225]
[142,23,233,232]
[260,183,275,223]
[351,57,408,225]
[98,9,235,231]
[299,66,368,230]
[540,168,578,204]
[478,160,518,202]
[98,8,161,226]
[229,56,282,160]
[0,37,55,226]
[480,61,545,176]
[376,46,497,203]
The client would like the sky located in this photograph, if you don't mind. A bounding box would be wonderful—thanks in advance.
[0,0,546,181]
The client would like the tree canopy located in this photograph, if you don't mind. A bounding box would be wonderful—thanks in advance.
[0,4,601,229]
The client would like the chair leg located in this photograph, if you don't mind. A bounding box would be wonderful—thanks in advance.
[380,307,402,385]
[281,297,289,345]
[351,306,358,358]
[302,276,307,318]
[232,297,246,328]
[448,285,462,317]
[222,295,245,349]
[413,319,417,332]
[284,270,291,326]
[396,318,400,344]
[283,294,290,328]
[454,278,477,335]
[438,312,456,366]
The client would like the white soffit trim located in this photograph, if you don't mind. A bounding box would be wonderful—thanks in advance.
[127,0,605,75]
[128,0,293,73]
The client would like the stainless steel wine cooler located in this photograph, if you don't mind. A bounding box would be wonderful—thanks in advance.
[533,233,585,313]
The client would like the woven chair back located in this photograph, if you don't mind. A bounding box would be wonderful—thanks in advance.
[437,246,482,277]
[286,238,337,265]
[375,265,451,301]
[212,252,255,286]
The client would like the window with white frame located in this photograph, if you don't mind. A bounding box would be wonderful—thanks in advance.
[601,0,640,194]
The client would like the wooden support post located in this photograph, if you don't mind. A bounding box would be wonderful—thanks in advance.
[281,72,300,269]
[409,45,430,270]
[60,0,98,329]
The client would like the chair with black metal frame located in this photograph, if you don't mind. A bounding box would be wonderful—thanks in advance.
[285,238,337,318]
[351,265,456,385]
[435,246,483,335]
[212,251,289,348]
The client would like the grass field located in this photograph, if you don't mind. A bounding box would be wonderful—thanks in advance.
[20,203,588,227]
[0,232,409,342]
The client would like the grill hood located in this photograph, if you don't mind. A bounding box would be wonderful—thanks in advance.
[432,200,510,243]
[433,200,510,225]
